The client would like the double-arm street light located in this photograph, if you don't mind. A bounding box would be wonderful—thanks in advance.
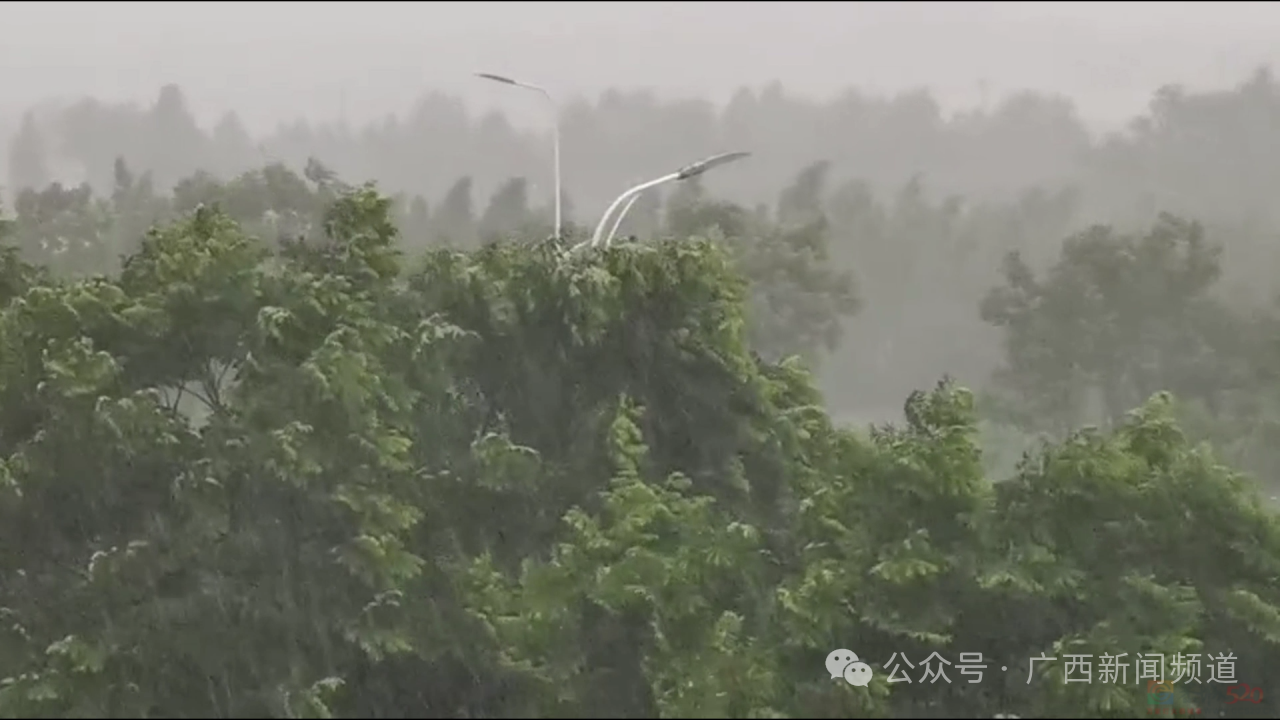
[604,193,642,248]
[588,151,751,249]
[475,72,562,240]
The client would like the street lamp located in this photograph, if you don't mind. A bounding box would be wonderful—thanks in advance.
[475,72,562,240]
[588,151,751,249]
[603,193,642,247]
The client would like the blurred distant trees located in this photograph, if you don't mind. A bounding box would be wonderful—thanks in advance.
[982,215,1230,432]
[13,71,1275,234]
[6,113,50,192]
[11,70,1280,414]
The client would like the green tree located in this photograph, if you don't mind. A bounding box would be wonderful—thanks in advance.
[10,181,115,275]
[776,160,831,227]
[665,168,859,368]
[145,84,209,189]
[981,214,1247,434]
[432,176,476,247]
[109,157,170,259]
[1,182,1278,720]
[478,176,532,242]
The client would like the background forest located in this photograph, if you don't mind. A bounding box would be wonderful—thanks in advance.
[2,70,1280,718]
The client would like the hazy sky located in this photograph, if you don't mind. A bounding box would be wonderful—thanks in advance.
[2,1,1278,133]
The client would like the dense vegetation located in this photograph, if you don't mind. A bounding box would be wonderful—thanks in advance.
[13,72,1280,414]
[3,71,1280,718]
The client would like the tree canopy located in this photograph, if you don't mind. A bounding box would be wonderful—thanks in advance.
[0,168,1277,717]
[5,69,1280,718]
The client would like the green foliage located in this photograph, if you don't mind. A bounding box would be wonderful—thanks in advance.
[431,176,477,248]
[478,176,533,242]
[10,182,116,275]
[665,165,860,368]
[0,183,1277,719]
[18,71,1280,426]
[983,214,1227,430]
[980,214,1280,497]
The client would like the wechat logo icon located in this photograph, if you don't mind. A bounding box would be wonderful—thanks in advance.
[826,649,873,687]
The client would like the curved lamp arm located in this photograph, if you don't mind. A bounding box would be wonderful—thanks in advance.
[604,193,642,247]
[590,174,678,248]
[475,73,562,240]
[575,151,752,253]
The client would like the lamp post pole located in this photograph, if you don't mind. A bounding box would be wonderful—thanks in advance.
[475,72,562,239]
[604,193,642,247]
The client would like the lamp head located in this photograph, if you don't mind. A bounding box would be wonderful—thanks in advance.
[676,151,751,180]
[475,72,518,85]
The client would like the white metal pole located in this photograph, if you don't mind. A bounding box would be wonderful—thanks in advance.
[604,193,643,247]
[475,73,561,239]
[586,151,752,250]
[590,174,679,248]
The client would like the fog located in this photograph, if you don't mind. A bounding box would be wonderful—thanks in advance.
[3,2,1277,130]
[6,0,1280,428]
[7,6,1280,715]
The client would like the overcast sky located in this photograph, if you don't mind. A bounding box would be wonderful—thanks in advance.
[2,1,1277,132]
